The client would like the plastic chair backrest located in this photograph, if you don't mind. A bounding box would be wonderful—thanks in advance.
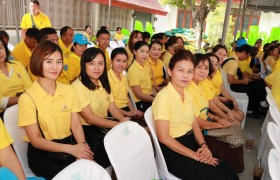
[3,105,36,177]
[104,121,158,180]
[269,105,280,127]
[109,41,119,49]
[144,107,181,180]
[267,122,280,151]
[268,148,280,180]
[52,159,111,180]
[220,69,232,93]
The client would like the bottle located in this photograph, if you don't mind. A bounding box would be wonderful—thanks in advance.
[253,156,263,180]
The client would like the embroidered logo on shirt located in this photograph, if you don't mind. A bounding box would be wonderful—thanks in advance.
[62,103,69,111]
[17,73,22,79]
[64,64,68,71]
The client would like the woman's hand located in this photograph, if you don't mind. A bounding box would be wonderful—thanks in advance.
[227,111,234,121]
[121,116,131,122]
[216,118,231,128]
[196,146,212,163]
[70,142,94,160]
[232,99,239,110]
[133,109,144,117]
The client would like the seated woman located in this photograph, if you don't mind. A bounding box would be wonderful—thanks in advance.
[0,37,32,119]
[161,38,178,69]
[0,119,26,180]
[265,70,280,109]
[18,41,93,180]
[263,45,279,71]
[152,49,238,180]
[195,53,244,125]
[148,41,167,92]
[72,47,130,168]
[127,41,155,113]
[108,47,143,117]
[125,30,143,67]
[188,55,244,173]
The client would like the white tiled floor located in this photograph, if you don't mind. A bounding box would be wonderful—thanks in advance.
[239,116,265,180]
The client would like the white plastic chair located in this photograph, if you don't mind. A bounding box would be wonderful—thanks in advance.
[109,41,119,49]
[104,121,158,180]
[266,87,279,109]
[52,159,111,180]
[267,122,280,151]
[268,149,280,180]
[3,105,36,177]
[144,107,181,180]
[221,69,248,129]
[270,105,280,127]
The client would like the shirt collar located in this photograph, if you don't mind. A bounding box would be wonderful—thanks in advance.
[108,69,123,83]
[33,80,64,99]
[166,82,184,100]
[133,61,145,71]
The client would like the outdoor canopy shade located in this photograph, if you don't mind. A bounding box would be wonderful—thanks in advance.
[247,0,280,13]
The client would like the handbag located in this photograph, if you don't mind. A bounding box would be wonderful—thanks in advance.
[204,125,244,148]
[25,93,76,163]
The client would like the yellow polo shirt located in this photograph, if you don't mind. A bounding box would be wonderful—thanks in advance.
[162,51,173,69]
[265,70,280,109]
[272,60,280,73]
[125,46,134,67]
[265,56,276,68]
[64,52,81,83]
[12,40,32,68]
[114,33,124,41]
[0,61,32,113]
[152,82,196,138]
[108,69,129,108]
[18,81,81,141]
[223,55,239,79]
[72,78,114,125]
[210,70,223,96]
[95,45,110,71]
[126,61,153,102]
[0,119,13,150]
[58,38,72,60]
[238,58,253,74]
[147,57,165,86]
[186,81,209,120]
[20,12,51,30]
[198,79,216,101]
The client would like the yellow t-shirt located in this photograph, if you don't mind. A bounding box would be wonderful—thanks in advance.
[64,52,81,83]
[95,45,110,71]
[125,46,134,67]
[147,57,165,86]
[265,56,276,68]
[126,61,153,102]
[227,49,235,57]
[12,40,32,68]
[114,33,125,41]
[58,38,72,60]
[108,69,129,108]
[265,70,280,109]
[186,81,209,120]
[18,81,81,141]
[152,82,196,138]
[198,79,216,101]
[238,58,253,74]
[162,51,173,69]
[222,55,239,79]
[272,60,280,73]
[20,12,51,30]
[0,119,13,150]
[210,70,223,96]
[71,78,114,125]
[0,61,32,113]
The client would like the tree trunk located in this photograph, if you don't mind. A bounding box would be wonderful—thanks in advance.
[195,19,203,50]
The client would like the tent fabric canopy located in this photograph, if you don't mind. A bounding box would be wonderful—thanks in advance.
[246,0,280,13]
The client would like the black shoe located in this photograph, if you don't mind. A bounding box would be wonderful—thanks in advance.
[257,107,268,116]
[247,111,261,119]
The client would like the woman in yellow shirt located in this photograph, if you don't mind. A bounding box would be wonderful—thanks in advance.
[148,41,167,92]
[265,70,280,109]
[0,119,26,180]
[263,45,279,70]
[108,47,143,117]
[0,37,32,119]
[161,38,178,69]
[152,49,238,179]
[127,41,155,112]
[18,41,93,179]
[125,30,142,66]
[72,47,130,168]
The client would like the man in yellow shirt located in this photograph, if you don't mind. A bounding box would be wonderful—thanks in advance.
[58,26,74,59]
[12,28,39,68]
[113,27,124,42]
[20,0,51,39]
[96,29,111,70]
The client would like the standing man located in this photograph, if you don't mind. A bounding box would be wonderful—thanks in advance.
[113,27,124,42]
[59,26,74,59]
[96,29,111,71]
[20,0,51,38]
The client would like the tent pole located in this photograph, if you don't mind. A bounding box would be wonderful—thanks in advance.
[12,0,20,43]
[221,0,233,45]
[233,0,243,41]
[239,0,247,38]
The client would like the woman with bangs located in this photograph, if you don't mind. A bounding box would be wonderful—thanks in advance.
[18,41,93,179]
[148,41,167,92]
[72,47,130,168]
[152,49,238,180]
[125,30,142,66]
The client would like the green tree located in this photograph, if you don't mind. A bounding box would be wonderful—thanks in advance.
[161,0,220,50]
[206,3,234,48]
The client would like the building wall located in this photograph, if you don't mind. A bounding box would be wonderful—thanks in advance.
[258,11,280,35]
[153,5,178,32]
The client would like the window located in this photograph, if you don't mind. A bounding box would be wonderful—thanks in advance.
[243,17,249,32]
[178,12,184,28]
[185,12,191,28]
[252,17,259,25]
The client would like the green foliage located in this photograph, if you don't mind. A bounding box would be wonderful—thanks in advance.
[206,3,234,48]
[145,22,154,34]
[247,26,259,45]
[268,27,280,43]
[258,31,268,45]
[160,0,219,10]
[134,20,144,32]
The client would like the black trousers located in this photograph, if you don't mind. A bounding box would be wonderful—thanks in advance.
[230,79,266,112]
[82,125,111,168]
[160,133,239,180]
[135,101,152,113]
[27,136,76,180]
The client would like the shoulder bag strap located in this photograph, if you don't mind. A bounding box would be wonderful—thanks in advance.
[30,13,37,28]
[221,58,235,68]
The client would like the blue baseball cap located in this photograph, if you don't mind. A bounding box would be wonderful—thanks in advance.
[73,34,89,45]
[236,38,247,47]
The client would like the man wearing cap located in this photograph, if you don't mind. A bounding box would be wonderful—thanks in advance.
[96,29,111,71]
[20,0,51,39]
[64,33,89,83]
[59,26,74,59]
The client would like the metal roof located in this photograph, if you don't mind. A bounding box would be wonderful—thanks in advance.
[247,0,280,13]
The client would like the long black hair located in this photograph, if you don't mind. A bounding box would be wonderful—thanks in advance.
[80,47,111,94]
[194,53,214,77]
[0,37,11,64]
[127,41,149,71]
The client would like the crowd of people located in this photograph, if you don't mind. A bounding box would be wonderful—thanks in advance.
[1,0,280,180]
